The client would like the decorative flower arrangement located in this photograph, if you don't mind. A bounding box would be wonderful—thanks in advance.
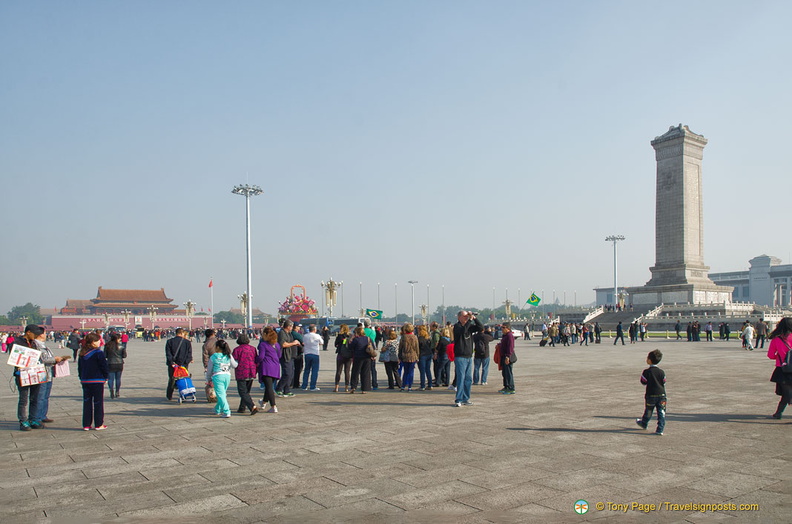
[278,287,317,315]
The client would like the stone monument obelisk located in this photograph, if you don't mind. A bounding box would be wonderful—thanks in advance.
[628,125,732,305]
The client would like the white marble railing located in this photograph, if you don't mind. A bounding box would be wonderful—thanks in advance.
[583,306,604,324]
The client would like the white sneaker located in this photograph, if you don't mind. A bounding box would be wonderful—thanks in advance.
[481,382,488,385]
[267,406,278,413]
[221,413,231,418]
[447,385,456,391]
[310,388,321,392]
[454,401,462,407]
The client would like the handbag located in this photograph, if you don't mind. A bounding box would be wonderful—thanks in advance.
[54,359,71,378]
[205,383,217,403]
[366,338,378,358]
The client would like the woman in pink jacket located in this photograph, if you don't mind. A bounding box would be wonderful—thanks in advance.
[767,317,792,419]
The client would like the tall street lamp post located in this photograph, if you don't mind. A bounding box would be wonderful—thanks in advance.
[408,280,418,324]
[232,184,263,328]
[394,283,398,322]
[321,279,340,318]
[605,235,626,308]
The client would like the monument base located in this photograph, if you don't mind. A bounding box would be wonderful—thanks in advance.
[626,283,733,306]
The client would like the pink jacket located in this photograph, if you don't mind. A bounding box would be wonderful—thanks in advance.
[767,335,791,367]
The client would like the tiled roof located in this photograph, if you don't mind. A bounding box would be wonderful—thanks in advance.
[94,287,172,303]
[65,299,92,308]
[90,302,177,309]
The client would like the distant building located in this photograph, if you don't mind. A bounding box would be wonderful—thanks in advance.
[710,255,792,307]
[593,287,629,307]
[59,287,178,315]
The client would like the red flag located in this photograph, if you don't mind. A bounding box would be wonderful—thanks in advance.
[208,279,213,288]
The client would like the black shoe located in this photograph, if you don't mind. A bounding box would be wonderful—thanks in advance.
[770,413,782,419]
[115,391,120,398]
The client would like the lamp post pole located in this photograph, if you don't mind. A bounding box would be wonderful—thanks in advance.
[394,283,398,323]
[426,284,430,322]
[359,282,363,317]
[606,235,626,308]
[442,285,445,325]
[408,281,418,325]
[232,184,263,328]
[377,282,380,310]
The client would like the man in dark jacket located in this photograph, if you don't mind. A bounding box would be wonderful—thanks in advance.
[452,311,483,407]
[165,328,193,401]
[473,327,494,385]
[276,320,300,397]
[291,325,305,390]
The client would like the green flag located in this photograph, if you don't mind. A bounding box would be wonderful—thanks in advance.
[526,293,541,306]
[365,309,383,319]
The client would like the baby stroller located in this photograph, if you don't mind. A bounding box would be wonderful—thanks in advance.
[173,365,197,404]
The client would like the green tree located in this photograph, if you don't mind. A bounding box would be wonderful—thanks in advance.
[7,303,43,325]
[214,310,245,324]
[0,315,10,325]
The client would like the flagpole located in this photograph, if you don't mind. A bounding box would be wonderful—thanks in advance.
[210,278,214,329]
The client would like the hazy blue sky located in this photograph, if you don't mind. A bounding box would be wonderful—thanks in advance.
[2,1,790,317]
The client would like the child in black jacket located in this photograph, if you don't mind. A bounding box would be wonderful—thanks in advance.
[636,349,667,435]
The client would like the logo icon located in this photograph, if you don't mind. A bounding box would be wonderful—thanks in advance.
[574,500,589,515]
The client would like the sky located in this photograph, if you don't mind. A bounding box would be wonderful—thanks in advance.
[1,1,791,318]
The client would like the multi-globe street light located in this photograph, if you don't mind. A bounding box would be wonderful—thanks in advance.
[321,279,340,317]
[232,184,263,328]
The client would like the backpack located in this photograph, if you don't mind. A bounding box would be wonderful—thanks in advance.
[781,340,792,374]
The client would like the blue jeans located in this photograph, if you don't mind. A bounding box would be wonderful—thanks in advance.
[454,357,473,403]
[436,355,450,385]
[302,354,320,389]
[639,396,667,433]
[34,379,52,422]
[107,371,122,393]
[18,383,40,424]
[418,355,433,388]
[402,362,416,388]
[473,357,489,384]
[501,362,514,391]
[276,360,294,394]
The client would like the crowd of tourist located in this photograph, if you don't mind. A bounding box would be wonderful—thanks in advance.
[5,313,791,432]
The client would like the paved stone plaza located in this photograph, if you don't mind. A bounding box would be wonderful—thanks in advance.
[1,335,789,523]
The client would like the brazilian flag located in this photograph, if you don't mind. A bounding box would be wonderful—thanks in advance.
[365,309,383,319]
[526,293,541,306]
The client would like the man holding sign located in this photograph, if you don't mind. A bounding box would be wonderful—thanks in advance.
[11,325,60,431]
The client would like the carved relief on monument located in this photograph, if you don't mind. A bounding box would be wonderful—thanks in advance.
[654,144,684,160]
